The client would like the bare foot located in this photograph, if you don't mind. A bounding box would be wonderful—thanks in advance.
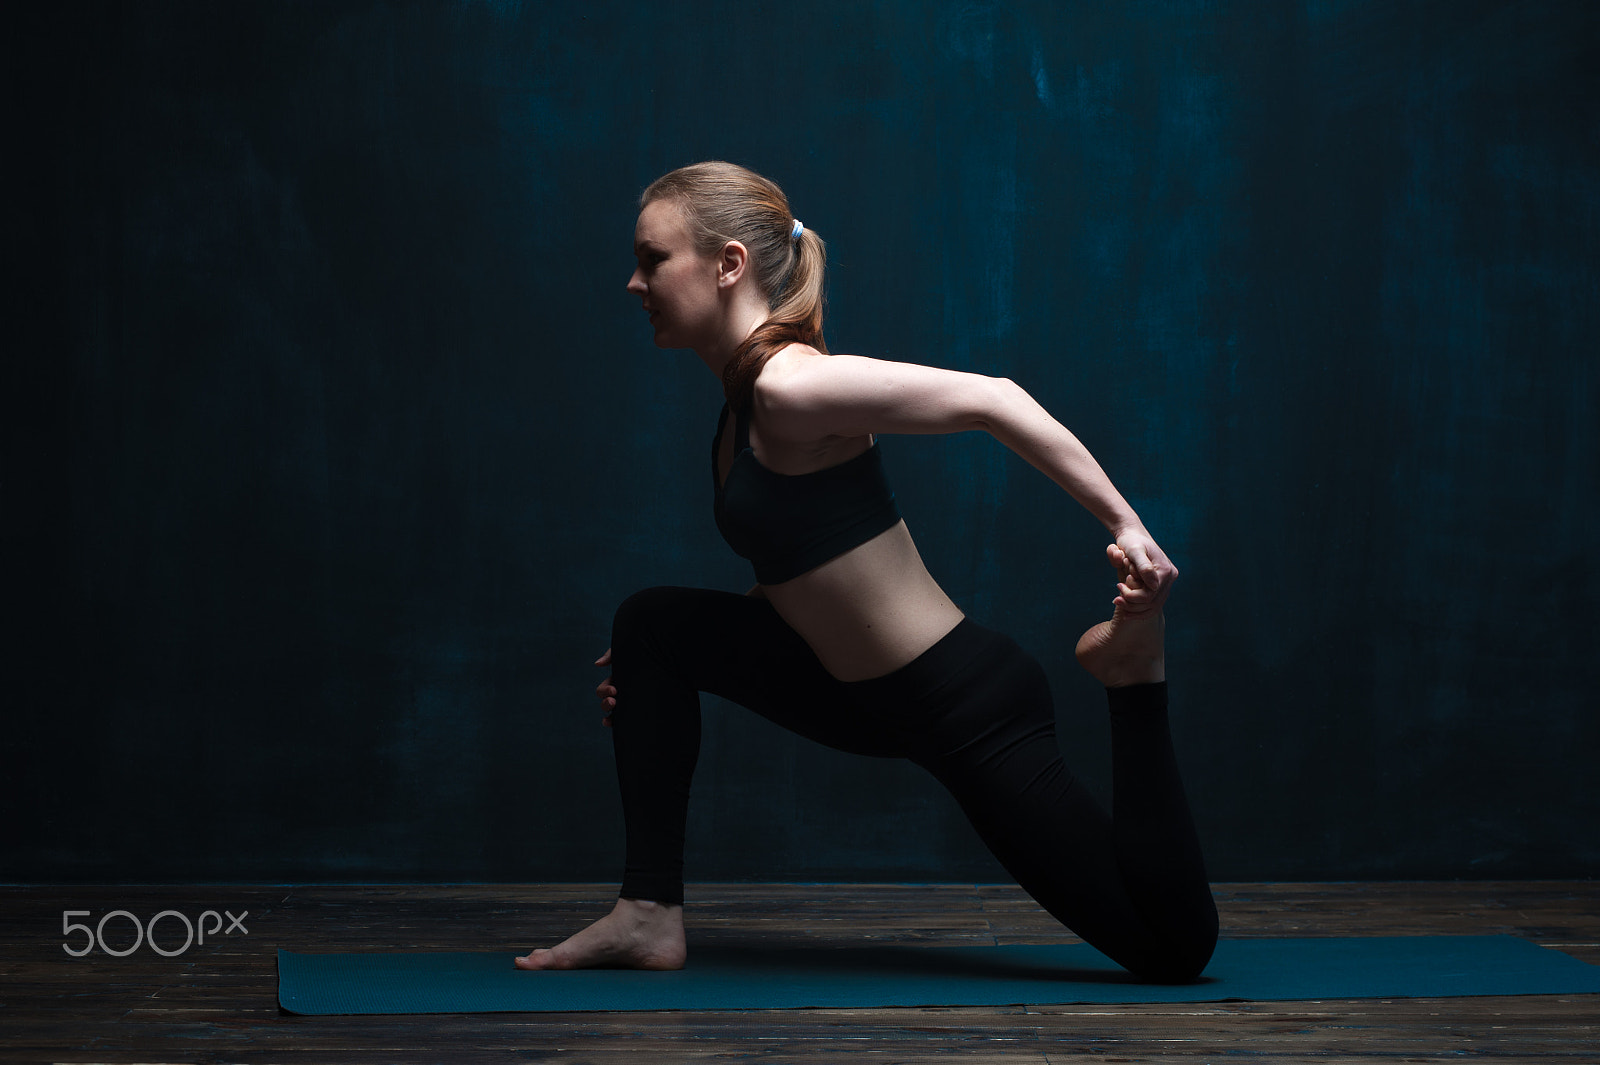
[1075,545,1167,687]
[513,897,686,971]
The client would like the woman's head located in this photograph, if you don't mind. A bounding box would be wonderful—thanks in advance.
[636,161,827,410]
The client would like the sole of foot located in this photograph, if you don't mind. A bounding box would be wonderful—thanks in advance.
[1075,609,1166,688]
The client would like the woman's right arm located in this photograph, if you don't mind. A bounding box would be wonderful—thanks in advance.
[756,351,1176,613]
[978,378,1177,614]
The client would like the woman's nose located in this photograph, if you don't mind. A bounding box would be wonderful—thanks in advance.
[626,270,645,294]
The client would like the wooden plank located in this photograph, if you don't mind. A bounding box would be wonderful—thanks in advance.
[0,881,1595,1062]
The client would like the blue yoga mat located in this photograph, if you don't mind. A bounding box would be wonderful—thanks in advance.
[277,936,1600,1014]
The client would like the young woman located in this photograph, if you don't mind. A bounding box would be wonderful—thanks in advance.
[515,161,1218,983]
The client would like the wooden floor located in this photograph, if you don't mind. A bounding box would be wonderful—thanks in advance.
[1,881,1595,1062]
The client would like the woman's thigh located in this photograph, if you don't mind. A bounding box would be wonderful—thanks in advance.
[612,585,908,758]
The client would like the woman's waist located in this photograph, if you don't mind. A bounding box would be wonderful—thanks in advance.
[763,538,966,682]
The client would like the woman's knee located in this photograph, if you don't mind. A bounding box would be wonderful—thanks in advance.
[1132,912,1219,984]
[1138,943,1215,984]
[611,586,690,648]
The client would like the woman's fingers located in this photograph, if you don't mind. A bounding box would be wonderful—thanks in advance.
[1128,576,1174,614]
[1107,543,1144,587]
[1121,540,1160,588]
[596,647,617,727]
[1107,537,1175,614]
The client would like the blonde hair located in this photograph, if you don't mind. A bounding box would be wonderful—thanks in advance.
[641,161,826,412]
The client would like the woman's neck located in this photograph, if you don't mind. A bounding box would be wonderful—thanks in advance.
[694,292,771,379]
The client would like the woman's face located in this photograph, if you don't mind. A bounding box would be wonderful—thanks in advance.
[626,199,721,350]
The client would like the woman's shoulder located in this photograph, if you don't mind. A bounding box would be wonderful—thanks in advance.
[756,345,882,399]
[753,345,861,409]
[761,341,830,372]
[752,344,825,406]
[752,346,880,445]
[755,349,1010,443]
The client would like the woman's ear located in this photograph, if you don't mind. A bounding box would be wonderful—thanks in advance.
[716,240,750,288]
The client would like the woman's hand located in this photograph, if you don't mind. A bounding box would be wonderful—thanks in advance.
[595,648,617,728]
[1109,527,1178,616]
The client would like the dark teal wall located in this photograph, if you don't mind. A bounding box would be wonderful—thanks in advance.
[7,0,1597,882]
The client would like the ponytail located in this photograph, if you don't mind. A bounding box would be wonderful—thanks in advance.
[639,161,828,413]
[723,225,826,413]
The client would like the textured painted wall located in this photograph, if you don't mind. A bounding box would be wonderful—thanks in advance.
[7,0,1597,882]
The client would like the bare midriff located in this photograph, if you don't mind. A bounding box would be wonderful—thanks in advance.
[719,414,965,683]
[761,519,966,682]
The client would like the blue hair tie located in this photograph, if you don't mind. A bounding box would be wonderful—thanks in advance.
[791,218,804,241]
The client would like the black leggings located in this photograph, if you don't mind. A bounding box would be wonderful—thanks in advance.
[607,585,1218,982]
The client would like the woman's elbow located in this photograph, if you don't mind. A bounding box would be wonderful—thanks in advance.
[976,375,1029,434]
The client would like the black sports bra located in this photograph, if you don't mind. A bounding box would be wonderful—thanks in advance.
[712,402,903,585]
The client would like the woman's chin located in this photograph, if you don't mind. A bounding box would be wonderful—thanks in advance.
[650,327,689,350]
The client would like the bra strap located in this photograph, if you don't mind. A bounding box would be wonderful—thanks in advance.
[712,403,731,483]
[734,404,751,454]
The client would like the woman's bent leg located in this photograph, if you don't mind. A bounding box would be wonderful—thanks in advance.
[518,585,891,971]
[880,624,1216,983]
[607,586,904,906]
